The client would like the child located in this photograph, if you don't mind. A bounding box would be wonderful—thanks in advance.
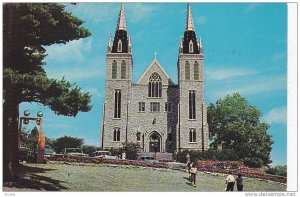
[190,163,197,186]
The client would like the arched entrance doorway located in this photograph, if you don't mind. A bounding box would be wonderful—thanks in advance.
[149,132,161,152]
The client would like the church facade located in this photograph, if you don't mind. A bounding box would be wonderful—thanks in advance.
[101,4,209,154]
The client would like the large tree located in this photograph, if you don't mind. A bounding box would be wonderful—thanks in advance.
[52,136,84,154]
[3,3,92,181]
[207,93,273,167]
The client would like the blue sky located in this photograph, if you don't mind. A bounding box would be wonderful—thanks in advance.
[20,3,287,166]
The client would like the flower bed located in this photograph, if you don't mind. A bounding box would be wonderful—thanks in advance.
[50,156,168,169]
[196,160,286,184]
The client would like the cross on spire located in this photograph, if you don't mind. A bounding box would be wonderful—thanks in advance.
[154,51,158,60]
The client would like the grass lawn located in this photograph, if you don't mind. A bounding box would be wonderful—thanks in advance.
[3,162,286,192]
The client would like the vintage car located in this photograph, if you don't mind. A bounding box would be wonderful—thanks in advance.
[89,151,118,159]
[138,156,159,163]
[62,148,88,158]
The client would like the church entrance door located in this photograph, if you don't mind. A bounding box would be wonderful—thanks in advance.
[149,132,161,152]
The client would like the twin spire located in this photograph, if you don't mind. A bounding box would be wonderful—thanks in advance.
[116,3,195,32]
[110,3,201,55]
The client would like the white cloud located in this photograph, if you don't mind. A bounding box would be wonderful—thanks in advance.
[197,16,208,24]
[127,3,159,23]
[206,68,255,80]
[67,3,118,23]
[47,63,103,82]
[45,38,92,62]
[263,106,287,124]
[244,4,261,13]
[87,88,105,99]
[210,75,286,99]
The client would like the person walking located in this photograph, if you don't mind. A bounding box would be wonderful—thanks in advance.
[187,161,192,180]
[236,173,244,191]
[225,172,235,191]
[190,163,197,187]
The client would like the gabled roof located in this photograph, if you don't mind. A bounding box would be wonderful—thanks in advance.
[136,59,174,85]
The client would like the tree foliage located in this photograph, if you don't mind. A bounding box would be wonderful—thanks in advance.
[3,3,92,181]
[81,145,99,155]
[3,3,92,116]
[207,93,273,167]
[52,136,84,154]
[265,165,287,177]
[175,149,239,163]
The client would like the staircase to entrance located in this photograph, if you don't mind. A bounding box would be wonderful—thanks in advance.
[137,152,173,161]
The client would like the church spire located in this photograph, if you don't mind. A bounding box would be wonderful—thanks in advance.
[181,3,199,54]
[111,3,130,53]
[117,3,127,31]
[186,3,195,31]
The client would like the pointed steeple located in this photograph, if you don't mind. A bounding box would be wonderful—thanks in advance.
[181,3,199,54]
[117,3,127,31]
[111,3,130,53]
[186,3,195,31]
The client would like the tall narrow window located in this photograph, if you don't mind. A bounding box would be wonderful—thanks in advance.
[117,39,122,52]
[148,73,162,97]
[189,91,196,119]
[112,60,117,79]
[113,128,120,141]
[194,61,199,80]
[189,129,196,142]
[185,61,190,80]
[114,90,121,118]
[189,40,194,53]
[138,102,145,112]
[121,60,126,79]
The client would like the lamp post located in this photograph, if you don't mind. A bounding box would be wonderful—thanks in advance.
[18,110,46,164]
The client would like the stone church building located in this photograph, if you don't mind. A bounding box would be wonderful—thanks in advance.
[101,3,209,154]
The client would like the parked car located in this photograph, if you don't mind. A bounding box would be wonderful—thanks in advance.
[138,156,159,163]
[19,146,35,163]
[34,145,56,158]
[89,151,118,159]
[62,148,88,158]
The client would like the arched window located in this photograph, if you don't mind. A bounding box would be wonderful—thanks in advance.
[185,61,190,80]
[148,73,162,98]
[189,90,196,119]
[112,60,117,79]
[121,60,126,79]
[189,129,196,142]
[194,61,199,80]
[114,90,121,118]
[136,132,141,142]
[189,40,193,53]
[113,128,120,141]
[117,39,122,52]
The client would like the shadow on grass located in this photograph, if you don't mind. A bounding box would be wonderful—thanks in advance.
[185,182,193,186]
[183,176,190,181]
[3,164,68,191]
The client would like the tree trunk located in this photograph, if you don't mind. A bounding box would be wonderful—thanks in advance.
[3,90,20,182]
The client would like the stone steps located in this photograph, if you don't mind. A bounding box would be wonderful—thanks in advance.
[137,152,173,161]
